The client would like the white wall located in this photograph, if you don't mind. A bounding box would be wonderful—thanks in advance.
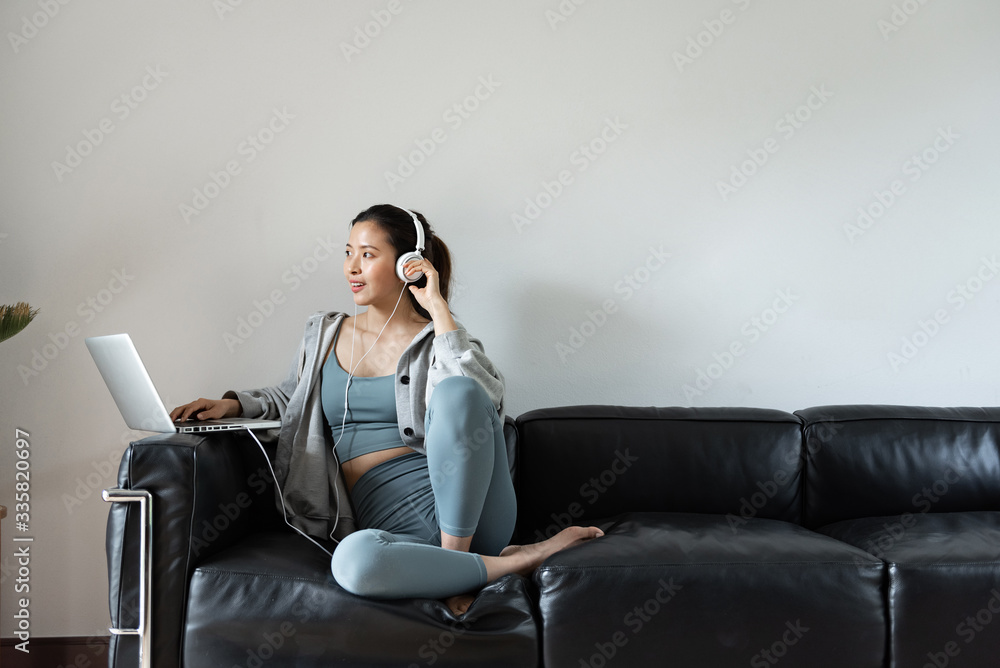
[1,0,998,639]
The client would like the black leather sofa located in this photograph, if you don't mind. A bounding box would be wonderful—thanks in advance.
[105,405,1000,667]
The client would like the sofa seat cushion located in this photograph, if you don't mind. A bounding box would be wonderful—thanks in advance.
[535,513,885,668]
[819,511,1000,668]
[184,530,539,668]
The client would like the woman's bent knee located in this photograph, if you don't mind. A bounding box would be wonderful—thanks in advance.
[330,529,390,596]
[431,376,490,409]
[427,377,497,444]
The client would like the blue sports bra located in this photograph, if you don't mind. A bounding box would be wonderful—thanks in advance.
[320,324,406,463]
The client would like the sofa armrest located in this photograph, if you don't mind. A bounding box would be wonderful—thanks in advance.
[105,430,278,668]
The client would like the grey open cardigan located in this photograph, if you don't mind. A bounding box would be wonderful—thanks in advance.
[225,310,505,543]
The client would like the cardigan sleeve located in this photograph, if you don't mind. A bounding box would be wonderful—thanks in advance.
[426,326,505,414]
[223,338,304,420]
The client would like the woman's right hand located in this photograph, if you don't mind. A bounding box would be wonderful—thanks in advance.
[169,398,242,422]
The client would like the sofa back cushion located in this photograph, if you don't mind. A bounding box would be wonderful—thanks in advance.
[797,405,1000,529]
[513,406,803,544]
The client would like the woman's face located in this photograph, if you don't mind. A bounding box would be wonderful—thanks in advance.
[344,220,402,306]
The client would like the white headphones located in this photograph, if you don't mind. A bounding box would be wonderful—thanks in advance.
[395,209,426,283]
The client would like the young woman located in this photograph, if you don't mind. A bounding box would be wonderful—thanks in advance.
[171,204,602,614]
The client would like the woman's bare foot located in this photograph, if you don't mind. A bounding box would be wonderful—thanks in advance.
[482,526,604,581]
[445,593,476,616]
[441,527,603,615]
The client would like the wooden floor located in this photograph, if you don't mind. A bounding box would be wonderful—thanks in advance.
[1,637,110,668]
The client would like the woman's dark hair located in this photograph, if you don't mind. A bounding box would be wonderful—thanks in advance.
[350,204,452,320]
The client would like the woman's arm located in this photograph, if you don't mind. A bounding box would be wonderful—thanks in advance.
[222,343,302,420]
[404,257,456,336]
[171,330,305,422]
[406,257,504,406]
[427,327,505,412]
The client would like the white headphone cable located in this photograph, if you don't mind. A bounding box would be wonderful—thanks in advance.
[242,284,408,558]
[334,281,409,450]
[243,426,334,557]
[322,281,409,549]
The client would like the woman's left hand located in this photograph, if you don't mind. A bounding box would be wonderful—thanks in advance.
[403,258,456,334]
[403,258,447,316]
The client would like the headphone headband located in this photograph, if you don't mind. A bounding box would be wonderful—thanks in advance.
[396,207,426,283]
[408,209,426,253]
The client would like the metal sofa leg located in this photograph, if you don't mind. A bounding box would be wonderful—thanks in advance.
[104,488,153,668]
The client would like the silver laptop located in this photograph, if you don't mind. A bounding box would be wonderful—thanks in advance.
[85,333,281,433]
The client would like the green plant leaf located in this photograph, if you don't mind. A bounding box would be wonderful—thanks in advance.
[0,302,40,343]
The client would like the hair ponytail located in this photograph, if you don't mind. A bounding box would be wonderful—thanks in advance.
[427,232,452,296]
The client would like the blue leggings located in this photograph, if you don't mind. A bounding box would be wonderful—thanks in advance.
[330,376,516,599]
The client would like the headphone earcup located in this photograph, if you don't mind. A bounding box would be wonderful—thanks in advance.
[396,251,424,283]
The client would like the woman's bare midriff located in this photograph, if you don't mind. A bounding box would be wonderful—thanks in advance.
[327,316,430,493]
[340,446,414,492]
